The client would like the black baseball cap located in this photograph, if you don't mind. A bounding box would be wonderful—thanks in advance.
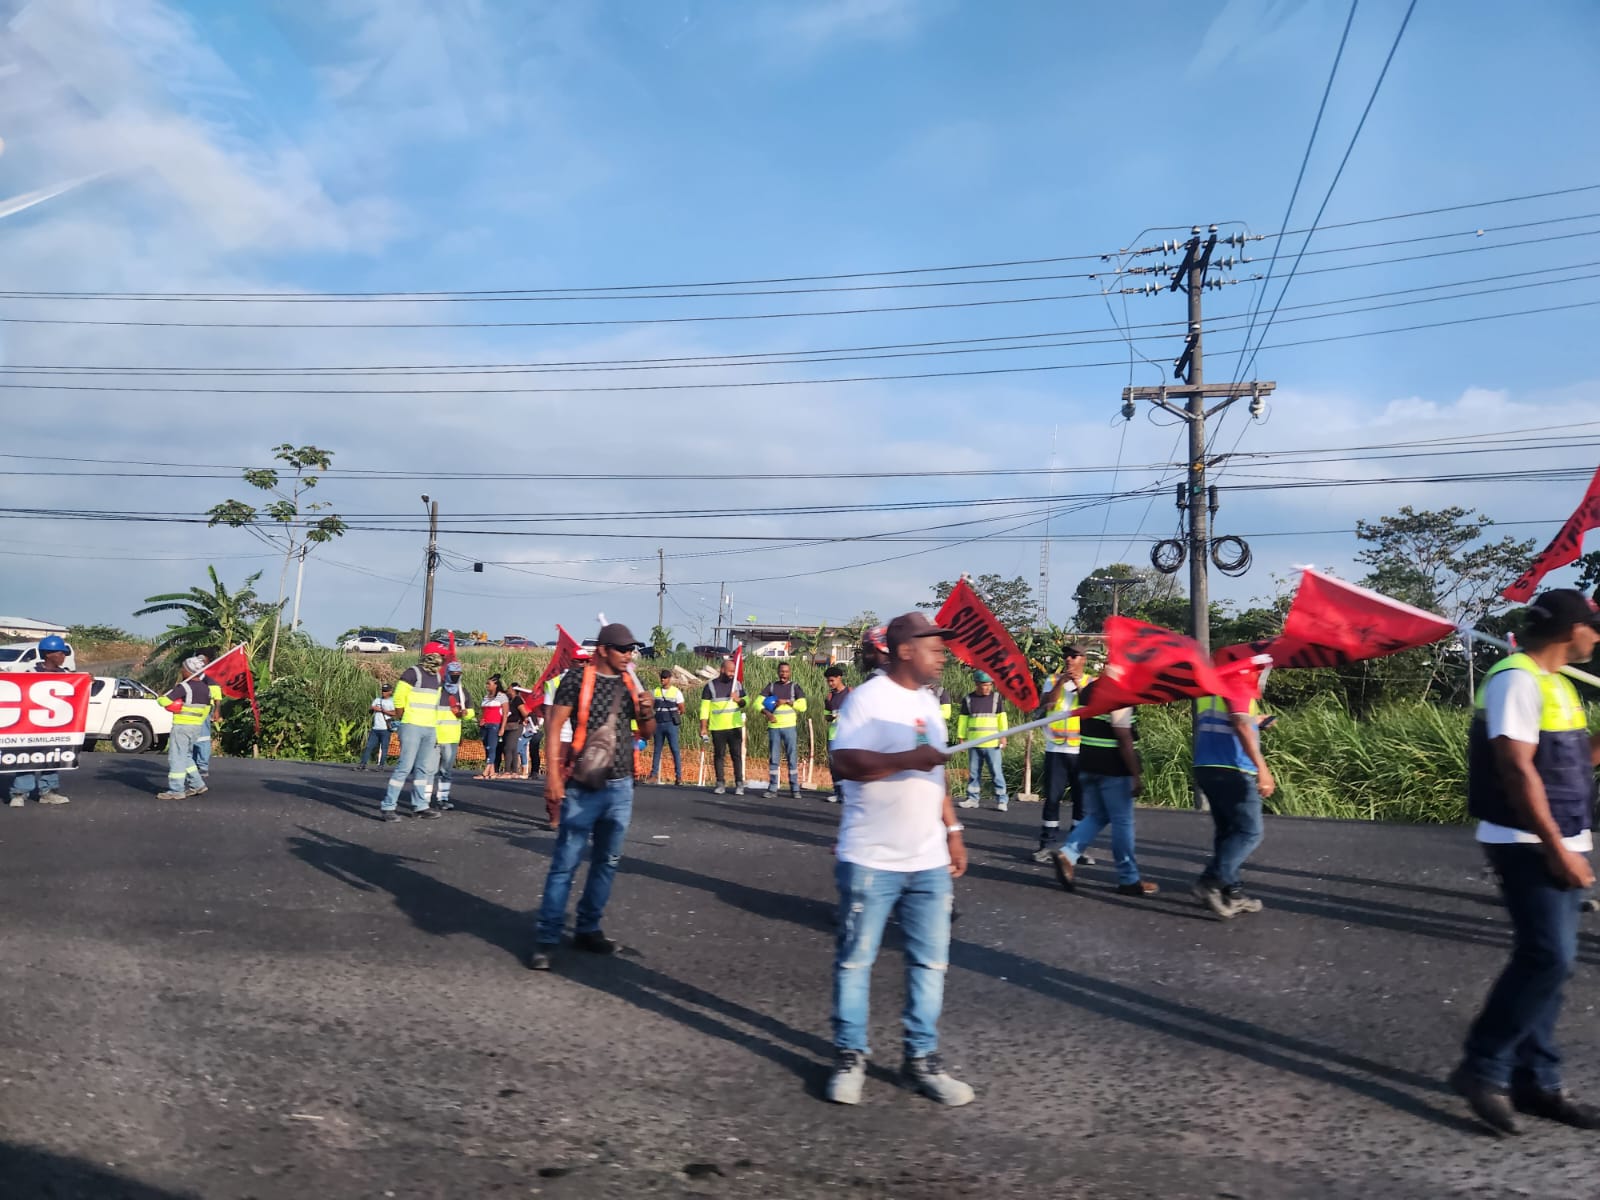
[1525,589,1600,639]
[597,622,644,650]
[1061,643,1085,658]
[886,611,954,651]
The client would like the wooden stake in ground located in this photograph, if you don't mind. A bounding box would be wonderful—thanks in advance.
[804,719,814,790]
[1017,728,1040,803]
[696,745,705,788]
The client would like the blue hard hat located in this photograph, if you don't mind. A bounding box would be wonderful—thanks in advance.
[38,635,68,653]
[762,694,779,713]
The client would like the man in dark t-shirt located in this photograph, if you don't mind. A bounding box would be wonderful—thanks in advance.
[528,623,655,972]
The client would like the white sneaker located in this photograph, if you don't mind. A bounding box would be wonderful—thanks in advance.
[996,801,1009,813]
[8,795,24,807]
[38,792,70,805]
[958,798,979,810]
[734,786,746,796]
[903,1054,975,1106]
[827,1050,867,1105]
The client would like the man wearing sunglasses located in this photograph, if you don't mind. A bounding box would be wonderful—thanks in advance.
[528,623,653,972]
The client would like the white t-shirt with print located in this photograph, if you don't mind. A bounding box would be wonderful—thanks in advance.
[833,673,950,873]
[1476,666,1592,852]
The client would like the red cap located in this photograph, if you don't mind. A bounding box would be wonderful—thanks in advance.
[422,641,448,656]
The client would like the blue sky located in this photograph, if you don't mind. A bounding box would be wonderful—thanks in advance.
[2,0,1598,646]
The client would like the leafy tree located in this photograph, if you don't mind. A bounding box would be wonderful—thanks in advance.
[1354,505,1535,625]
[68,623,133,644]
[920,574,1036,634]
[134,567,273,665]
[649,624,673,656]
[208,444,347,673]
[1071,563,1179,632]
[1576,549,1600,594]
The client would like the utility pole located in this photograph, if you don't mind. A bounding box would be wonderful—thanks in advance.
[1089,576,1140,619]
[1117,224,1275,809]
[657,548,665,633]
[420,496,439,647]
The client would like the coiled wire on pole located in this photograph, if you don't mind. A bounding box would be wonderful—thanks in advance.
[1150,539,1185,575]
[1210,535,1252,576]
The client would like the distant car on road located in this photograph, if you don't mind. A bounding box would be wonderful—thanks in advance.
[692,645,735,660]
[502,636,535,649]
[342,634,404,654]
[80,676,173,754]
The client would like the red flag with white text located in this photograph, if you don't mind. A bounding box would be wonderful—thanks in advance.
[194,644,261,731]
[1075,616,1254,718]
[1279,569,1455,666]
[1502,465,1600,603]
[936,577,1040,711]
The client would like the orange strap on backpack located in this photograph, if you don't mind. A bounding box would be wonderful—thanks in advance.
[567,664,645,758]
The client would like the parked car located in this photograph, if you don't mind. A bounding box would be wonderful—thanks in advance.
[342,634,404,654]
[80,676,173,754]
[502,635,535,649]
[691,645,735,660]
[0,640,77,672]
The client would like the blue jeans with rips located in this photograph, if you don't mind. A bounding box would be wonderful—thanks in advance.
[535,776,634,944]
[966,747,1007,803]
[383,723,439,813]
[768,726,798,789]
[651,724,682,781]
[1058,773,1141,886]
[1461,843,1585,1091]
[1195,766,1265,890]
[831,860,954,1059]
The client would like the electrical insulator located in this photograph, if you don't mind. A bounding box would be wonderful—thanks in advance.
[1121,397,1137,421]
[473,562,484,573]
[1176,483,1188,510]
[1208,485,1219,517]
[1249,392,1268,419]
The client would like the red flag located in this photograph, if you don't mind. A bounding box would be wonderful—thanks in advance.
[730,644,745,698]
[447,631,457,661]
[526,626,581,715]
[196,644,261,732]
[1502,465,1600,603]
[1280,569,1455,665]
[936,578,1040,710]
[1075,616,1248,718]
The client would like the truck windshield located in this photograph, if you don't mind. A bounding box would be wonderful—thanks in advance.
[0,648,28,663]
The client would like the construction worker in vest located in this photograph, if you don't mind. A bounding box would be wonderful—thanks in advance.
[1034,644,1093,863]
[957,671,1009,811]
[8,635,73,806]
[651,668,686,785]
[1191,690,1277,919]
[760,661,809,799]
[185,656,224,781]
[382,641,448,821]
[432,660,474,811]
[157,662,214,799]
[699,654,746,796]
[1049,677,1158,897]
[1449,589,1600,1136]
[822,665,851,804]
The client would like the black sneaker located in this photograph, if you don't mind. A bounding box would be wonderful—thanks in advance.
[380,810,401,822]
[573,930,619,955]
[1449,1065,1520,1135]
[526,943,557,971]
[1511,1084,1600,1129]
[416,808,441,820]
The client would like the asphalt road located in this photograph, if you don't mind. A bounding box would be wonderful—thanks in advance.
[3,755,1598,1199]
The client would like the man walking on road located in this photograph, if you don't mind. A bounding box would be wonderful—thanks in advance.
[381,642,448,822]
[1034,645,1090,862]
[761,661,808,799]
[826,611,974,1108]
[957,672,1009,812]
[528,624,654,972]
[1191,693,1277,918]
[188,656,223,781]
[7,635,73,806]
[358,684,396,770]
[699,654,746,796]
[1449,589,1600,1135]
[822,665,851,803]
[650,668,685,784]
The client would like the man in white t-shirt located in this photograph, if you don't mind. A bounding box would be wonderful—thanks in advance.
[1450,588,1600,1135]
[825,611,974,1109]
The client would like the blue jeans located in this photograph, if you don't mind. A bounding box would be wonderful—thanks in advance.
[1058,773,1141,886]
[1462,843,1585,1091]
[435,741,459,805]
[383,723,440,812]
[966,747,1007,803]
[358,727,389,768]
[651,724,682,781]
[1196,766,1264,890]
[166,725,206,793]
[832,861,953,1058]
[536,777,634,943]
[195,717,213,776]
[482,725,502,771]
[9,771,61,798]
[768,726,798,789]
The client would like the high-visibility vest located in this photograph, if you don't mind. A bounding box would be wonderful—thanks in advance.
[958,692,1007,742]
[393,666,445,728]
[1468,653,1594,838]
[700,677,746,731]
[1193,694,1260,773]
[761,681,808,729]
[167,679,213,726]
[652,686,685,725]
[1042,672,1093,752]
[1080,709,1138,777]
[435,684,473,746]
[937,687,952,724]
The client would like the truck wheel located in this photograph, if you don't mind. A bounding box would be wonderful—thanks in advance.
[110,718,153,754]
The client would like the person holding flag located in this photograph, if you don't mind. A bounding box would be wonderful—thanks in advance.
[381,642,448,821]
[699,652,746,796]
[432,660,473,811]
[1449,589,1600,1135]
[760,661,808,799]
[1034,645,1090,862]
[157,663,214,800]
[187,656,224,781]
[1191,693,1277,919]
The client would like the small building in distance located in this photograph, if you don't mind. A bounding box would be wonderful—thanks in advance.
[718,623,858,665]
[0,615,68,641]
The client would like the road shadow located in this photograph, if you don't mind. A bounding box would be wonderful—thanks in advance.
[264,775,378,819]
[0,1138,199,1199]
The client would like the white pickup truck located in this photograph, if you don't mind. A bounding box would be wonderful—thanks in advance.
[80,676,174,754]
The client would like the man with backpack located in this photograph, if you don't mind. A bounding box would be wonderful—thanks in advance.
[528,623,655,972]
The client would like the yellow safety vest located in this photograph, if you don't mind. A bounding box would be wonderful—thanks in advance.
[169,679,213,727]
[435,685,473,746]
[958,693,1008,742]
[1043,672,1094,751]
[393,667,445,728]
[761,682,808,730]
[700,678,746,731]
